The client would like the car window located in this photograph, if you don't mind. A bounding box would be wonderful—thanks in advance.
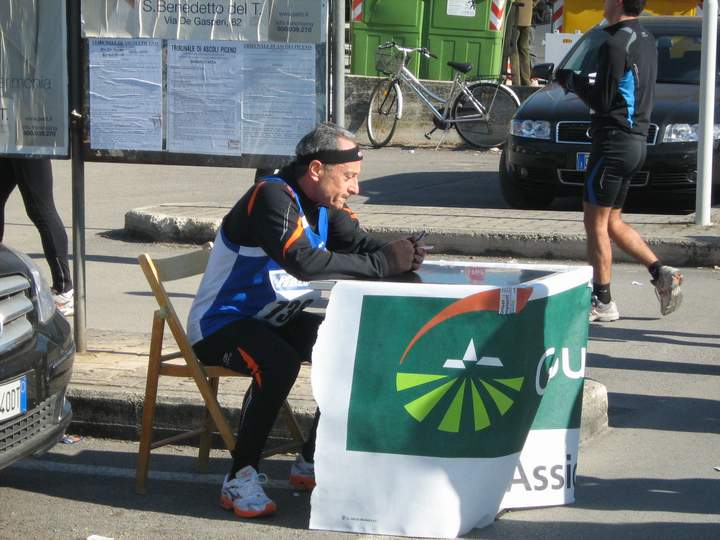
[559,25,720,84]
[559,30,607,75]
[656,34,710,83]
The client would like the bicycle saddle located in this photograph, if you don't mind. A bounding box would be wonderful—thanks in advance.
[447,61,473,73]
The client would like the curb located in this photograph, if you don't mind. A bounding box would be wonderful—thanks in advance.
[125,206,720,267]
[67,379,608,447]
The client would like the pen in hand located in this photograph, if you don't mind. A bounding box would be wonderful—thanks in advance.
[413,230,427,243]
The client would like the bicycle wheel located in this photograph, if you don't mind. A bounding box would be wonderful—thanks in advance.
[367,79,400,147]
[452,83,519,149]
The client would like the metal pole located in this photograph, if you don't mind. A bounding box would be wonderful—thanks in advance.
[695,0,717,226]
[68,0,87,352]
[332,0,346,127]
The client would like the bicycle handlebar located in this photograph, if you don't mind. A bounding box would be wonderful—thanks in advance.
[377,41,437,59]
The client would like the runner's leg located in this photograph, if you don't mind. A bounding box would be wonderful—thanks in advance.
[14,159,72,293]
[0,159,19,242]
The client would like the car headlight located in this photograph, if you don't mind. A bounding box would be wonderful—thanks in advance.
[12,249,57,324]
[663,123,720,143]
[511,119,552,140]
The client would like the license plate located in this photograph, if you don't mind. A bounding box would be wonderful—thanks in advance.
[0,376,27,423]
[576,152,590,171]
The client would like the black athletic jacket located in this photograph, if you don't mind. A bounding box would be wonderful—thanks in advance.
[221,176,392,280]
[571,19,657,137]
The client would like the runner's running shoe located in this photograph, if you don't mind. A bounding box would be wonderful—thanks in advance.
[219,465,276,518]
[289,454,315,491]
[589,296,620,322]
[652,266,683,316]
[52,289,74,317]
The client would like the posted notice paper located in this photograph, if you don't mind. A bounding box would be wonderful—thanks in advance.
[89,38,163,151]
[167,41,316,156]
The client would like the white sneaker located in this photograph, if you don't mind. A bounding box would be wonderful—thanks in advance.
[52,289,74,317]
[652,266,683,316]
[289,454,315,491]
[219,465,276,518]
[589,296,620,322]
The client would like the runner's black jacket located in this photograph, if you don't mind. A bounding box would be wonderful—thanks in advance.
[222,175,393,280]
[569,19,657,137]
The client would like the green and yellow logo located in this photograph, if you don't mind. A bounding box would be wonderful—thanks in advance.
[346,288,547,458]
[397,338,525,433]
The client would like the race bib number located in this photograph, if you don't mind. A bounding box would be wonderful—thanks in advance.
[255,269,320,326]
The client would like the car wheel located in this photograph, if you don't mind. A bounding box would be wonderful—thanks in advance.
[498,150,556,210]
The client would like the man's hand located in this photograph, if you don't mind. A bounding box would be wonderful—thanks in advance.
[554,69,575,93]
[408,235,427,271]
[380,239,415,275]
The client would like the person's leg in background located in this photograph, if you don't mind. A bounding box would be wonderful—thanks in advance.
[0,159,19,241]
[508,31,521,85]
[11,159,74,313]
[517,25,533,86]
[276,312,323,489]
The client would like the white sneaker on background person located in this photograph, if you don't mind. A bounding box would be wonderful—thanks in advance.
[52,289,74,317]
[289,454,316,491]
[652,265,683,316]
[589,296,620,322]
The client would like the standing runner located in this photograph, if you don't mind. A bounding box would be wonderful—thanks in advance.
[554,0,683,322]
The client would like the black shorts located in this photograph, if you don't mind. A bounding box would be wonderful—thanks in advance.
[193,312,322,381]
[583,129,647,209]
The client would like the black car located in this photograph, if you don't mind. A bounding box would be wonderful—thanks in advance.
[0,244,74,470]
[500,16,720,210]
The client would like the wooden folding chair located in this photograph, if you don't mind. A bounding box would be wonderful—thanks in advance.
[135,243,306,493]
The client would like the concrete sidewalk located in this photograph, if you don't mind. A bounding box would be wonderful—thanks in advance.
[125,203,720,266]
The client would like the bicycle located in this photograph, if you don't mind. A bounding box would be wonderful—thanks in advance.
[365,41,521,149]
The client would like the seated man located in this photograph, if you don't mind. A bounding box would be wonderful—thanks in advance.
[187,123,425,519]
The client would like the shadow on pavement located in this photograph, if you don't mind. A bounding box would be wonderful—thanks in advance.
[358,170,582,211]
[573,475,719,515]
[606,392,719,434]
[471,520,719,539]
[589,325,720,349]
[588,353,720,377]
[359,171,507,208]
[126,290,196,299]
[2,451,310,530]
[29,251,139,265]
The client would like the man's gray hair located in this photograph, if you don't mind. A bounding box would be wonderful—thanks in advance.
[295,122,357,156]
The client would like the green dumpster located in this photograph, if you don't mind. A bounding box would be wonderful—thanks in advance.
[351,0,426,77]
[422,0,507,80]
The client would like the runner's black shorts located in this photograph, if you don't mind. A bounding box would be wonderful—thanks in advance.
[583,129,647,209]
[193,312,322,379]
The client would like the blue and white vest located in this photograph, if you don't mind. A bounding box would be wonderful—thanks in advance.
[187,179,327,344]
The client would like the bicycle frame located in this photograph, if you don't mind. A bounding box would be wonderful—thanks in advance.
[391,62,494,126]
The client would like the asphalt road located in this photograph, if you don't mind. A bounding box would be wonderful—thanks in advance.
[1,262,719,539]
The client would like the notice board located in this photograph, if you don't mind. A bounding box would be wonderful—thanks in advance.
[81,0,329,168]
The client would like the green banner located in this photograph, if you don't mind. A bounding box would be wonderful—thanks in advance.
[347,285,589,458]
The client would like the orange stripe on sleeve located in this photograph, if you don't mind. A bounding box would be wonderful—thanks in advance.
[237,347,263,387]
[282,216,305,258]
[247,181,266,216]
